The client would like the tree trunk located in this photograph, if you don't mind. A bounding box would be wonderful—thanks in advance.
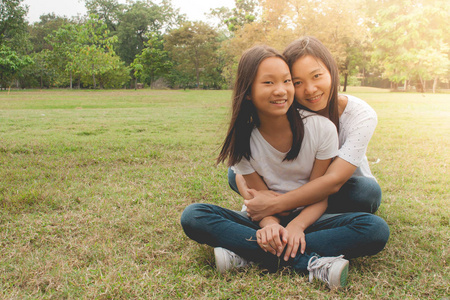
[361,68,365,86]
[92,64,96,89]
[70,70,73,89]
[195,56,200,89]
[196,68,200,89]
[343,73,348,92]
[433,77,438,93]
[149,71,153,89]
[417,77,424,93]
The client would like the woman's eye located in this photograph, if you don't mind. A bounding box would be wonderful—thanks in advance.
[314,74,321,79]
[285,79,292,83]
[293,81,301,86]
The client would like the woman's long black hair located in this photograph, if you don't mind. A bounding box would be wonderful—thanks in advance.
[283,36,340,132]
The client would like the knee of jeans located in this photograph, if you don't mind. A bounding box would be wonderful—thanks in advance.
[369,184,382,213]
[180,203,205,234]
[354,178,382,213]
[367,215,390,253]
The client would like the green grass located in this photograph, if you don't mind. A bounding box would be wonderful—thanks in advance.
[0,88,449,299]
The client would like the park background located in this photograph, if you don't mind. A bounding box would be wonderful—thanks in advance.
[1,0,449,299]
[1,0,449,92]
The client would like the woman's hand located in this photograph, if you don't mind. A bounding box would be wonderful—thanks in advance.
[244,189,281,221]
[256,223,288,257]
[283,223,307,261]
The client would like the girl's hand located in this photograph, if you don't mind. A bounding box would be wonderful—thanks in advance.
[256,223,288,257]
[283,223,306,261]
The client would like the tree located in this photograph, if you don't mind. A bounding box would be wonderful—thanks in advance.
[0,0,29,52]
[46,23,81,88]
[369,0,450,92]
[0,45,32,89]
[85,0,124,32]
[418,43,449,93]
[209,0,258,33]
[74,16,120,88]
[77,51,129,89]
[19,50,55,88]
[131,33,172,88]
[165,21,222,89]
[86,0,184,66]
[46,16,128,89]
[0,0,33,88]
[28,13,71,53]
[112,0,183,65]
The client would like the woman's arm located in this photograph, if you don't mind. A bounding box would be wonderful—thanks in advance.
[245,157,356,221]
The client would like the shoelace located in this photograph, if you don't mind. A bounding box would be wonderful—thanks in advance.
[227,250,249,268]
[307,255,344,284]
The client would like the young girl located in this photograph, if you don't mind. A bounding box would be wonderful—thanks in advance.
[233,36,384,221]
[180,45,389,289]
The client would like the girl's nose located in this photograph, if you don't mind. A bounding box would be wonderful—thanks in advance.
[274,84,287,95]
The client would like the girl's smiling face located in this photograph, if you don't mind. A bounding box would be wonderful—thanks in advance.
[291,55,332,112]
[250,57,294,119]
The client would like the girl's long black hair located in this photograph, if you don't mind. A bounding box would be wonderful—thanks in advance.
[217,45,304,167]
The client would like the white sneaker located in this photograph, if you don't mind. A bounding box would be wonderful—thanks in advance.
[307,255,349,289]
[214,247,250,274]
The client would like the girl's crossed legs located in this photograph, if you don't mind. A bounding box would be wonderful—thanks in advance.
[180,203,389,272]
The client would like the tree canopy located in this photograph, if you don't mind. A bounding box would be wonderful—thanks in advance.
[0,0,28,49]
[1,0,448,92]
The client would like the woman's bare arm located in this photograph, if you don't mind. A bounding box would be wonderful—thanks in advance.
[245,157,357,221]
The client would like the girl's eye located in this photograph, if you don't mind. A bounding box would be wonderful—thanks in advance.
[285,79,292,83]
[314,74,321,79]
[293,81,302,86]
[263,81,273,84]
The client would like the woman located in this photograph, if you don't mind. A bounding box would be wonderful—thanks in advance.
[231,36,382,221]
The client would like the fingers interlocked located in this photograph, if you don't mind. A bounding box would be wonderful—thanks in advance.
[256,224,287,257]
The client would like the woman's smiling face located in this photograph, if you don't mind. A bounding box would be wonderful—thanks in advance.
[291,55,332,112]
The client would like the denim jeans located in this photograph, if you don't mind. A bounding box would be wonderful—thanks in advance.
[180,203,390,272]
[227,167,382,214]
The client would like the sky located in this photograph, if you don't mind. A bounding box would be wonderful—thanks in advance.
[22,0,236,24]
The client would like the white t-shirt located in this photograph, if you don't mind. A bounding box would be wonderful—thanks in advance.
[338,95,377,180]
[234,110,339,195]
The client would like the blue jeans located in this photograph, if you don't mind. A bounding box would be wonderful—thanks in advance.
[227,167,382,214]
[180,203,390,272]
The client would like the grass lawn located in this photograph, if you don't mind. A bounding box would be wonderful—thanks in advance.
[0,88,449,299]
